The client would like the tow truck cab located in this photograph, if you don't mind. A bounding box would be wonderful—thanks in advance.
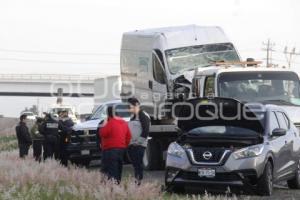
[189,66,300,131]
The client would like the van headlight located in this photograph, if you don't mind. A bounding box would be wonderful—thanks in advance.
[233,144,264,160]
[167,142,186,158]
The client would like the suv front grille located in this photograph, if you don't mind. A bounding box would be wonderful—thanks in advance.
[70,130,98,144]
[187,147,230,165]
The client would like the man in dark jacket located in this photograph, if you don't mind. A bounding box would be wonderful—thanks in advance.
[30,117,44,162]
[58,110,74,166]
[127,97,150,185]
[16,114,32,158]
[41,114,59,160]
[99,106,131,183]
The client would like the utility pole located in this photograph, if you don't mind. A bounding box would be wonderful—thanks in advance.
[262,39,275,67]
[284,46,297,69]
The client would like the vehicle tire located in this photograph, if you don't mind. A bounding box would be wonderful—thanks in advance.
[72,159,91,168]
[143,139,163,170]
[81,159,91,167]
[287,161,300,189]
[257,161,273,196]
[165,170,185,194]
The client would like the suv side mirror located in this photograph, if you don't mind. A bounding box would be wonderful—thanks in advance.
[272,128,287,137]
[98,119,105,126]
[85,115,91,121]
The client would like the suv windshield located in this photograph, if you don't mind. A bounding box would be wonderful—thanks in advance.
[218,71,300,106]
[90,104,131,120]
[189,125,259,136]
[165,43,239,74]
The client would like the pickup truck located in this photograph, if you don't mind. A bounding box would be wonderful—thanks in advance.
[66,99,131,166]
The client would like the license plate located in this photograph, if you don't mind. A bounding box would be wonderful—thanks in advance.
[81,150,90,155]
[198,168,215,178]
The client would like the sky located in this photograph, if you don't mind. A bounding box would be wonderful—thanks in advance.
[0,0,300,75]
[0,0,300,117]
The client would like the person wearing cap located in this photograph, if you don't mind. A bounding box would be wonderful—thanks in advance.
[16,114,32,158]
[99,106,131,183]
[58,110,74,166]
[30,117,44,162]
[127,97,150,185]
[41,113,59,160]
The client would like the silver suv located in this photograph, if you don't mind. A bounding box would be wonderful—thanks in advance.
[165,98,300,195]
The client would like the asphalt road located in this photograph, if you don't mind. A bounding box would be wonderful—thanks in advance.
[90,161,300,200]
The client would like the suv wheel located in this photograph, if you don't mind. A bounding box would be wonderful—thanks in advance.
[71,159,91,168]
[257,161,273,196]
[287,160,300,189]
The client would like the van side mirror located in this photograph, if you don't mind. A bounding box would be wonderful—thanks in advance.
[272,128,286,137]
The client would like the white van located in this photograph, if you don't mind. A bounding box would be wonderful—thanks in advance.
[120,25,240,119]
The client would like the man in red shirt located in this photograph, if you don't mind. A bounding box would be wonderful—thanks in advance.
[99,106,131,183]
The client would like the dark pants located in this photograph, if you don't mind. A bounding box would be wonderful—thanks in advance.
[59,143,68,166]
[19,144,30,158]
[128,145,146,181]
[33,139,43,161]
[101,148,125,183]
[43,135,59,160]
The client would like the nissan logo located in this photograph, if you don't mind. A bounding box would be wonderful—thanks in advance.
[203,151,212,160]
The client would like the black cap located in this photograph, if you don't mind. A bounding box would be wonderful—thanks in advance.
[127,97,140,106]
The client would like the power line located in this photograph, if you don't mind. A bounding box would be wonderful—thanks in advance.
[262,39,275,67]
[284,46,300,68]
[0,57,119,65]
[0,48,119,56]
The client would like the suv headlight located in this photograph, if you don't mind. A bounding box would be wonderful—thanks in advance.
[233,144,264,160]
[167,142,185,158]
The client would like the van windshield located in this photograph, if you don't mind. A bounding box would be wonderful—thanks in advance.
[165,43,239,74]
[218,71,300,106]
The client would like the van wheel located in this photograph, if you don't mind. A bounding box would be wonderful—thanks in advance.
[257,161,273,196]
[287,161,300,189]
[143,139,163,170]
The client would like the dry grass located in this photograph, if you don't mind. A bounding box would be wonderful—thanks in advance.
[0,149,243,200]
[0,135,18,151]
[0,118,18,137]
[0,129,242,200]
[0,150,162,200]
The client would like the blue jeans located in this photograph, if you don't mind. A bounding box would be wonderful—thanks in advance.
[101,148,125,183]
[128,145,146,181]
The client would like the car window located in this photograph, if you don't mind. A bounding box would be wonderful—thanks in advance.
[269,111,279,132]
[153,53,166,84]
[282,113,290,129]
[276,112,288,130]
[91,105,107,120]
[204,76,215,97]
